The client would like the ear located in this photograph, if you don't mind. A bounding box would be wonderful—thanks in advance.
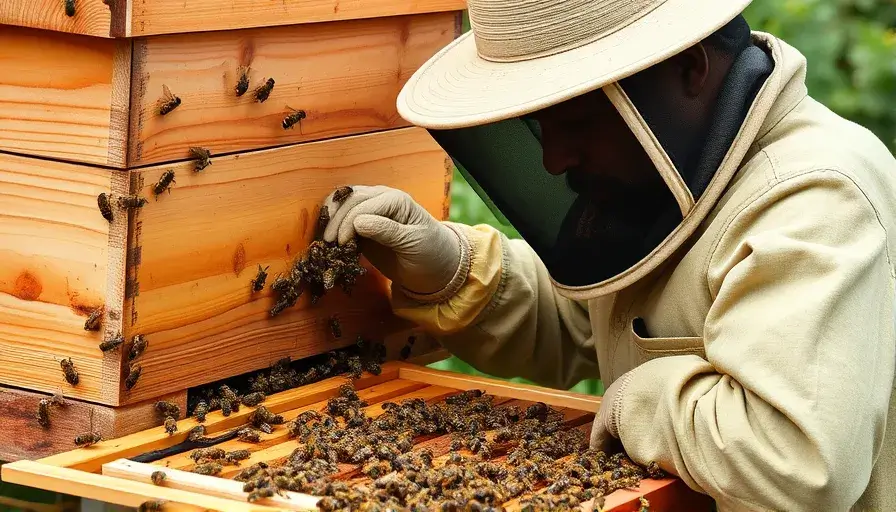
[673,43,710,97]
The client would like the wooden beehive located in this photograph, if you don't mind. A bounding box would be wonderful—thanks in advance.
[0,0,463,461]
[0,363,714,511]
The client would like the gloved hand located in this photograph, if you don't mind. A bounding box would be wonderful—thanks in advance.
[590,371,634,453]
[321,185,466,298]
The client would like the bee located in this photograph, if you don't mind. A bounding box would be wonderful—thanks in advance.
[129,334,148,361]
[241,392,265,407]
[150,470,166,485]
[99,332,124,352]
[74,432,102,447]
[138,500,166,512]
[329,315,341,339]
[247,487,275,502]
[250,405,283,426]
[253,78,275,103]
[187,425,207,442]
[64,0,75,17]
[221,396,233,417]
[251,265,269,293]
[117,194,148,210]
[163,416,177,435]
[190,447,225,462]
[158,85,181,116]
[400,335,416,360]
[224,449,251,465]
[193,400,209,422]
[37,398,52,428]
[152,170,175,197]
[84,306,104,331]
[155,400,180,418]
[638,497,651,512]
[192,462,223,476]
[189,147,212,172]
[125,364,142,390]
[332,186,353,204]
[59,357,79,385]
[316,205,330,238]
[235,66,251,97]
[257,422,273,434]
[238,427,261,443]
[219,385,240,415]
[97,193,113,222]
[282,107,306,130]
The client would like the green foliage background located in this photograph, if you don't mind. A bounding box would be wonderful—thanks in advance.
[435,0,896,394]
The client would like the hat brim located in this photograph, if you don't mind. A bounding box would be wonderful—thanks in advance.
[397,0,752,129]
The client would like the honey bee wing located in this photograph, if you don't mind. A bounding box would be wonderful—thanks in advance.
[161,84,172,101]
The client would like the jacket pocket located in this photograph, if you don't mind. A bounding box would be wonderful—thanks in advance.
[630,317,706,364]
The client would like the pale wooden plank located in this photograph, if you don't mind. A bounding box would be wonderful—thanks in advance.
[0,151,127,403]
[103,459,321,511]
[0,460,281,512]
[128,13,459,167]
[127,0,465,37]
[0,26,130,167]
[37,365,400,472]
[120,127,451,403]
[0,384,185,462]
[153,378,426,471]
[398,364,603,412]
[0,0,118,38]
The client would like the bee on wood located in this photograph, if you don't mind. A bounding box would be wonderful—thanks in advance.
[99,332,124,352]
[59,357,79,385]
[247,487,275,502]
[97,193,113,222]
[251,265,269,293]
[221,396,233,417]
[187,425,207,442]
[241,392,265,407]
[329,315,342,339]
[646,461,665,479]
[192,462,223,476]
[163,416,177,435]
[190,447,225,462]
[118,194,148,210]
[37,398,52,428]
[224,449,251,465]
[189,147,212,172]
[238,427,261,443]
[253,78,275,103]
[316,205,330,238]
[193,400,209,422]
[138,500,166,512]
[74,432,102,447]
[638,497,650,512]
[152,170,176,197]
[155,400,180,419]
[150,470,166,485]
[250,405,283,426]
[332,186,353,204]
[64,0,75,17]
[125,364,142,390]
[128,335,148,361]
[158,85,181,116]
[84,306,104,331]
[235,66,251,97]
[219,384,240,416]
[282,107,306,130]
[257,422,273,434]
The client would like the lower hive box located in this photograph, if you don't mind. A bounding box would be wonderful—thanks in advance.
[1,363,713,511]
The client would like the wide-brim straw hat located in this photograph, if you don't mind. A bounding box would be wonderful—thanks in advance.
[397,0,753,129]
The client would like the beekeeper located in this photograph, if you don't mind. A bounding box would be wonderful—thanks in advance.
[322,0,896,509]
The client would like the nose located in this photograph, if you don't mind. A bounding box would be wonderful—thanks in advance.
[540,125,580,176]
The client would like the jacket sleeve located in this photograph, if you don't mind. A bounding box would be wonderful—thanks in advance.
[390,222,599,390]
[615,171,896,511]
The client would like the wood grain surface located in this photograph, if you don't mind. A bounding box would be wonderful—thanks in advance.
[119,127,450,404]
[126,0,465,36]
[0,0,119,38]
[128,13,459,167]
[0,385,185,462]
[0,26,130,167]
[0,151,129,403]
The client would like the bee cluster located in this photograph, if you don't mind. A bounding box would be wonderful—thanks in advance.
[218,386,663,511]
[268,206,366,317]
[185,339,386,422]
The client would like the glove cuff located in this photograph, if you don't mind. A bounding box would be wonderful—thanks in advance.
[608,371,635,439]
[399,223,471,304]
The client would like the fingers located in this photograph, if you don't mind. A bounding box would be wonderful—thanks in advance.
[321,185,383,243]
[353,214,407,248]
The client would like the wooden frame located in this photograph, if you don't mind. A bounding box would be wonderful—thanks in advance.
[2,363,712,511]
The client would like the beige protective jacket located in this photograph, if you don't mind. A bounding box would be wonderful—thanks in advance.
[393,34,896,511]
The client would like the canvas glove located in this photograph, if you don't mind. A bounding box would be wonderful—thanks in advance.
[590,370,634,453]
[322,185,466,298]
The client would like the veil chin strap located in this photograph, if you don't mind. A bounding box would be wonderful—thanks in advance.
[603,82,695,218]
